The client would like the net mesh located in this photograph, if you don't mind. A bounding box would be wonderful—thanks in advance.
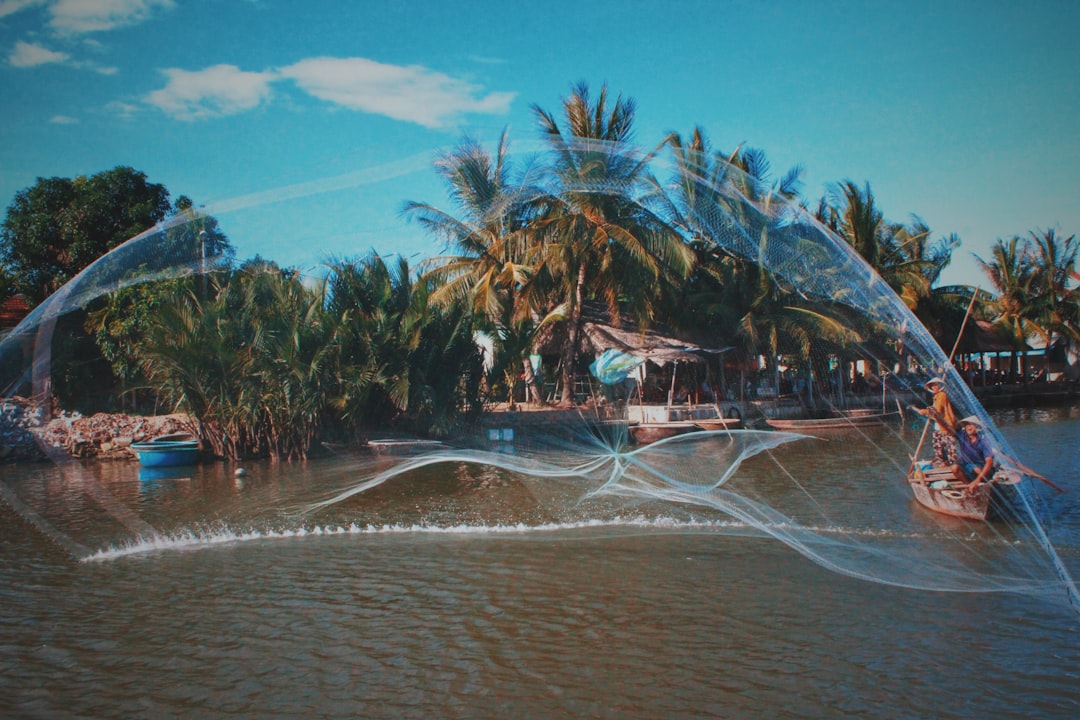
[1,138,1076,612]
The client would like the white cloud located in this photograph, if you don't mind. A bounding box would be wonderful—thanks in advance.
[145,64,276,120]
[8,40,68,67]
[278,56,515,128]
[142,56,515,126]
[0,0,45,20]
[49,114,78,124]
[104,100,140,118]
[47,0,175,35]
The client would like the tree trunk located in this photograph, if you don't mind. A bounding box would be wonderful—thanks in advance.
[558,263,587,406]
[522,355,545,406]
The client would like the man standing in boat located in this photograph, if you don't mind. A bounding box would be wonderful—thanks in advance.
[915,377,959,468]
[953,416,995,494]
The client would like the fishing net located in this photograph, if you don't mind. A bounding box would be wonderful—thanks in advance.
[1,138,1076,613]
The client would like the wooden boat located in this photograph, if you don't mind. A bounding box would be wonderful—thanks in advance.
[628,421,700,444]
[131,434,200,467]
[627,403,742,444]
[690,418,744,432]
[765,412,898,433]
[906,461,1021,520]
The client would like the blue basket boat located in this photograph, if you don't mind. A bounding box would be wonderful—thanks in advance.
[131,433,200,468]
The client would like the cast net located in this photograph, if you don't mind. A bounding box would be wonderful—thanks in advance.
[0,137,1076,612]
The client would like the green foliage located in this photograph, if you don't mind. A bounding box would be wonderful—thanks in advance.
[1,167,172,306]
[7,87,1078,457]
[128,254,483,460]
[137,263,334,460]
[85,279,185,413]
[327,254,482,437]
[976,230,1080,349]
[531,82,694,404]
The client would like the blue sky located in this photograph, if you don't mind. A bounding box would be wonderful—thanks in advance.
[2,0,1078,288]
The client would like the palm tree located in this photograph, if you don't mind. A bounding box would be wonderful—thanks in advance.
[815,182,976,369]
[402,132,556,406]
[531,82,694,405]
[819,181,884,270]
[326,254,482,436]
[657,126,861,399]
[1028,229,1079,346]
[140,261,336,460]
[976,236,1041,381]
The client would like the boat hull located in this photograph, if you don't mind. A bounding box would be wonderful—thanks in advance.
[627,403,741,443]
[766,412,898,433]
[909,477,993,520]
[691,418,743,431]
[907,464,1020,521]
[628,422,699,444]
[131,440,200,467]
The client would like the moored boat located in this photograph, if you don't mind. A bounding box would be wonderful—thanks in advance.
[626,403,742,444]
[765,412,898,433]
[131,434,200,467]
[628,421,700,444]
[690,417,743,432]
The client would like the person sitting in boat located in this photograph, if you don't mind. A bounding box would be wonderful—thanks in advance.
[953,416,995,494]
[915,377,958,467]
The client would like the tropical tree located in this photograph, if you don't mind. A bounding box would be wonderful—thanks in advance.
[531,82,694,405]
[0,167,173,306]
[85,278,182,413]
[818,181,885,271]
[651,127,753,349]
[139,260,337,460]
[1027,229,1079,346]
[813,180,978,368]
[975,236,1041,381]
[326,254,483,437]
[402,132,557,406]
[654,127,862,398]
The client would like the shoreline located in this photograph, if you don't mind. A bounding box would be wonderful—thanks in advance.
[3,381,1077,465]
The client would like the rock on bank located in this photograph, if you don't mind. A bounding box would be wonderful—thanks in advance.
[1,397,193,463]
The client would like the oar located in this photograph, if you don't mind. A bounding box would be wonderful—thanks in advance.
[1000,454,1066,494]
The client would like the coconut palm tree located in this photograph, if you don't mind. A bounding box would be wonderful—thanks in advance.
[326,254,482,436]
[1027,229,1079,346]
[531,82,694,405]
[657,127,861,397]
[402,132,557,406]
[817,181,883,268]
[815,182,971,358]
[976,236,1041,381]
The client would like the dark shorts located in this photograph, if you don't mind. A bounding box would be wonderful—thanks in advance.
[960,462,982,480]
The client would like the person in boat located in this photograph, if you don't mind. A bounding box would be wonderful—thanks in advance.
[915,377,959,467]
[953,416,995,494]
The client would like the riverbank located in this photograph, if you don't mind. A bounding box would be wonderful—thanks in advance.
[0,396,192,463]
[973,381,1079,407]
[3,381,1076,464]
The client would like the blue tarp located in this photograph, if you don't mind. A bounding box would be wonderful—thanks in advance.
[589,348,645,385]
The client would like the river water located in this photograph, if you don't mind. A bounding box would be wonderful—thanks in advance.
[1,407,1078,719]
